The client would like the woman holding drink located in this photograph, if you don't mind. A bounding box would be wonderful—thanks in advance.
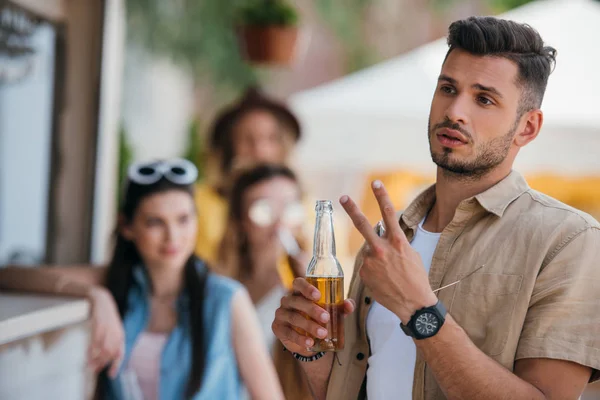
[216,163,309,348]
[216,163,347,354]
[215,163,315,399]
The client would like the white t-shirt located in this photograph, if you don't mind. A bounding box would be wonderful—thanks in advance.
[366,218,441,400]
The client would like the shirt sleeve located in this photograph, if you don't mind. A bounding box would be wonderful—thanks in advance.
[516,227,600,382]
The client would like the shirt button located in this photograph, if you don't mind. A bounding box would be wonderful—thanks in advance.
[364,297,371,305]
[356,352,365,361]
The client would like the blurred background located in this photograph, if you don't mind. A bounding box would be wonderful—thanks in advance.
[1,0,600,398]
[2,0,600,269]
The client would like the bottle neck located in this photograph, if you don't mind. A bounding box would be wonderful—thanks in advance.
[313,210,336,258]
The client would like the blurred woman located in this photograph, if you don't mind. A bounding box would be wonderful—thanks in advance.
[0,159,283,400]
[195,87,302,291]
[216,163,313,400]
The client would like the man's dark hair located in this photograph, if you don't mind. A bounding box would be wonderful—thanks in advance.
[446,16,557,115]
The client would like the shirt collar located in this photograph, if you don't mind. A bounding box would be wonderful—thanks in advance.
[473,170,530,217]
[401,170,530,229]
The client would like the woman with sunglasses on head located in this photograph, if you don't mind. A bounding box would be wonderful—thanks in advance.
[0,159,284,400]
[215,164,313,400]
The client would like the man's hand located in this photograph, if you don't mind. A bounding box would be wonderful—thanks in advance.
[339,180,437,324]
[272,278,355,356]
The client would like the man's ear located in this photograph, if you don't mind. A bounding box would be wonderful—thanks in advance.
[514,109,543,148]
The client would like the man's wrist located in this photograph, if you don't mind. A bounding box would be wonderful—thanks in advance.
[396,291,439,324]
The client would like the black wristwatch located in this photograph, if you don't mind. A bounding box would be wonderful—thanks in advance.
[400,300,447,340]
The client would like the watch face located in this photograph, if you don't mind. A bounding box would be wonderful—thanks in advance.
[415,312,439,336]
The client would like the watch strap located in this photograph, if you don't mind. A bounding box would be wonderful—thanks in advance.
[400,300,446,339]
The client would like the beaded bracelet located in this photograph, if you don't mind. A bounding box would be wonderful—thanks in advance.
[292,351,326,362]
[283,347,326,362]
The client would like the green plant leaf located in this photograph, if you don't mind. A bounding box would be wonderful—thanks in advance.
[181,117,205,181]
[117,124,134,205]
[238,0,299,26]
[314,0,374,73]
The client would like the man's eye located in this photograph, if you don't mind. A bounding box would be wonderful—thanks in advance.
[478,96,493,105]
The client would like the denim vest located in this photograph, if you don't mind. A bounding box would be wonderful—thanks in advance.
[103,261,243,399]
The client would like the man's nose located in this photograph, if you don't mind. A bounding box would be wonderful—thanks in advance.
[445,95,470,126]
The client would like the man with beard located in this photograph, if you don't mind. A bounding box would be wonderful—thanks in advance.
[272,16,600,400]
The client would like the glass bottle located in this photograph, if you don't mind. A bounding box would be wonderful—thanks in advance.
[305,200,345,352]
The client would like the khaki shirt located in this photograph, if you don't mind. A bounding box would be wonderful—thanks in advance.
[326,171,600,400]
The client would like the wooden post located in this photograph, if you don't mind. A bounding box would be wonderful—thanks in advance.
[9,0,105,263]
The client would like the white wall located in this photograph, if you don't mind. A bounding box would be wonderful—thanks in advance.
[0,323,91,400]
[0,23,55,265]
[121,45,195,163]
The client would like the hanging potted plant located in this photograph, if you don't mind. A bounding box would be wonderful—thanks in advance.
[236,0,300,66]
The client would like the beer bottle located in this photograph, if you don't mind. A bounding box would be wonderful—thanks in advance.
[306,200,345,352]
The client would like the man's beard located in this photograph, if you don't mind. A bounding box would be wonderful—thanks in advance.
[428,117,517,180]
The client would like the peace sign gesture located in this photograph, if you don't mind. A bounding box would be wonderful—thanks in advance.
[340,180,438,324]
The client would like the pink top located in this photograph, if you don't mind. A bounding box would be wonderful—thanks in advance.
[127,331,169,400]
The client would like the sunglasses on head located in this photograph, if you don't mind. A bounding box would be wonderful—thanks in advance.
[127,158,198,185]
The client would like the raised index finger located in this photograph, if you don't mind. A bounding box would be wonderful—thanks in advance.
[339,194,382,248]
[371,180,407,244]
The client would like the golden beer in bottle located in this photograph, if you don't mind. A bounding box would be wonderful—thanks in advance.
[306,200,345,352]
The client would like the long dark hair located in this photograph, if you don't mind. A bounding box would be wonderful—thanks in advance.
[217,163,301,280]
[102,176,207,398]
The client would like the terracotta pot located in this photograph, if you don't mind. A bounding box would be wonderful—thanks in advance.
[238,25,299,66]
